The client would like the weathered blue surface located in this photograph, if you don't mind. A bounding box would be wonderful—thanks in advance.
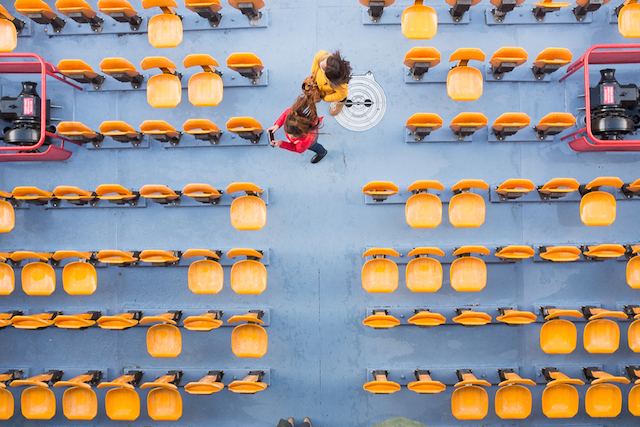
[0,0,639,425]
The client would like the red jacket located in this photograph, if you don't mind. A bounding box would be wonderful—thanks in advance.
[274,108,323,153]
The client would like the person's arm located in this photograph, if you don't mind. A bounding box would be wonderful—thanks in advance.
[311,50,329,74]
[323,84,348,103]
[279,140,304,153]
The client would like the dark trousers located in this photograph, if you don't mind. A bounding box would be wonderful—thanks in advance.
[307,133,326,155]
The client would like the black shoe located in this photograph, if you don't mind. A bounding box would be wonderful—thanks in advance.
[311,150,327,163]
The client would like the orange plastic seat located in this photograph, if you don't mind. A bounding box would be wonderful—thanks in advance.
[583,368,629,418]
[447,49,485,101]
[139,185,180,205]
[541,368,584,418]
[532,47,573,79]
[619,1,640,37]
[183,184,222,204]
[11,251,55,295]
[452,309,492,326]
[12,186,54,205]
[227,53,265,84]
[404,47,441,80]
[492,113,531,140]
[228,0,264,25]
[407,370,446,394]
[55,0,103,32]
[226,182,266,230]
[496,309,537,325]
[227,248,267,294]
[99,121,143,145]
[450,112,487,140]
[362,310,400,329]
[628,366,640,416]
[141,0,182,47]
[141,373,182,421]
[15,0,66,32]
[184,372,224,395]
[0,195,15,233]
[628,247,640,289]
[140,57,182,108]
[57,121,103,145]
[362,248,399,293]
[406,113,443,141]
[53,371,101,420]
[407,310,446,327]
[229,312,268,358]
[183,249,223,294]
[534,112,575,139]
[450,246,489,292]
[185,0,223,26]
[539,245,581,262]
[52,186,95,206]
[10,371,63,420]
[0,256,14,295]
[182,311,223,331]
[97,372,141,421]
[495,370,536,419]
[580,177,623,226]
[533,0,572,20]
[225,117,263,144]
[184,54,223,107]
[97,0,142,30]
[139,250,180,265]
[582,244,626,260]
[583,307,626,353]
[449,179,489,227]
[53,311,100,329]
[540,308,583,354]
[228,372,267,394]
[0,370,20,420]
[140,312,182,357]
[451,371,491,420]
[489,47,528,79]
[401,0,437,39]
[495,245,535,260]
[363,371,401,394]
[362,181,399,202]
[12,312,57,330]
[95,184,138,204]
[140,120,182,145]
[96,250,138,265]
[97,311,141,330]
[406,247,444,292]
[538,178,580,199]
[57,59,105,89]
[0,6,19,52]
[495,180,535,200]
[406,181,443,228]
[100,57,144,88]
[183,119,223,144]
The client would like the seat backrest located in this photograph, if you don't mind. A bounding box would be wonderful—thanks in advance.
[21,386,56,419]
[147,11,183,48]
[187,259,223,294]
[533,47,572,68]
[450,112,488,131]
[585,383,622,417]
[362,255,399,293]
[22,262,55,295]
[580,192,617,226]
[406,191,442,229]
[406,113,443,131]
[489,47,528,68]
[0,262,15,295]
[403,47,441,68]
[584,319,620,353]
[447,68,483,101]
[495,385,532,419]
[540,319,577,353]
[619,3,640,37]
[227,53,265,72]
[104,388,140,420]
[450,256,487,292]
[147,324,182,357]
[406,255,443,292]
[61,387,97,420]
[0,19,17,53]
[231,323,268,357]
[0,388,13,420]
[628,255,640,289]
[541,384,579,418]
[451,386,488,420]
[492,113,531,131]
[187,71,223,107]
[147,387,182,421]
[0,200,15,234]
[401,1,438,39]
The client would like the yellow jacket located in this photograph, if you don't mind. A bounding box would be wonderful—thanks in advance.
[311,50,348,103]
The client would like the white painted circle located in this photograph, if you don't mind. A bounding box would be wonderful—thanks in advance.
[334,72,386,132]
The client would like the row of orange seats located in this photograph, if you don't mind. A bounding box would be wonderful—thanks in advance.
[407,111,575,141]
[0,369,267,421]
[2,309,268,358]
[58,117,265,146]
[363,367,640,420]
[1,0,266,52]
[363,305,640,354]
[361,244,640,293]
[56,54,264,107]
[364,177,640,227]
[0,182,267,233]
[0,248,267,295]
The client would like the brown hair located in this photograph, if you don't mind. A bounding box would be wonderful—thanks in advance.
[284,93,323,138]
[324,50,352,87]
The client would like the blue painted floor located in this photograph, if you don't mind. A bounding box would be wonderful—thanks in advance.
[1,0,640,425]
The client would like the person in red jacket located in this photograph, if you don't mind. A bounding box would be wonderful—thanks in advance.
[267,93,328,164]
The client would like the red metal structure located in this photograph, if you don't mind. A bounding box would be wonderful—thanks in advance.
[0,53,82,162]
[560,44,640,152]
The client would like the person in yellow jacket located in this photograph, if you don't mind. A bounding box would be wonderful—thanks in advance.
[311,50,352,116]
